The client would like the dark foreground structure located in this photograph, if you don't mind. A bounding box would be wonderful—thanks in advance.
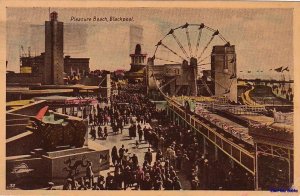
[6,99,109,187]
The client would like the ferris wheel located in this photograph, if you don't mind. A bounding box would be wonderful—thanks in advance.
[148,22,236,98]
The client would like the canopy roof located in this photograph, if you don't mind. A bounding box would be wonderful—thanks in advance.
[33,95,97,105]
[6,99,33,107]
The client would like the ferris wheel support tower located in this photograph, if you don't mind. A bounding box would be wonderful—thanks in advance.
[211,45,237,103]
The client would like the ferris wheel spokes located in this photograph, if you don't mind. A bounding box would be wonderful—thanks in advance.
[198,54,211,64]
[181,23,193,58]
[153,45,159,57]
[194,23,205,56]
[157,23,231,65]
[198,62,211,67]
[156,40,186,61]
[197,30,219,61]
[168,29,190,59]
[153,56,182,64]
[218,33,229,44]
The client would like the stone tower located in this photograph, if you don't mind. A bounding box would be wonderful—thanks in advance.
[127,44,147,83]
[129,44,147,72]
[44,11,64,85]
[211,45,237,103]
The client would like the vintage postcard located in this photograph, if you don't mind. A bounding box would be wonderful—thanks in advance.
[1,0,299,194]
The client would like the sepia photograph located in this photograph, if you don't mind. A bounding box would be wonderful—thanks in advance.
[2,2,299,193]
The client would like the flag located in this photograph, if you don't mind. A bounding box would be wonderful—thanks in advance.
[274,66,283,72]
[282,66,289,72]
[35,106,49,120]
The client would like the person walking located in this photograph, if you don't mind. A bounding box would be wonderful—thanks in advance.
[63,178,72,190]
[131,153,139,169]
[97,126,103,139]
[172,176,182,190]
[111,146,118,166]
[77,177,88,190]
[138,127,143,142]
[169,147,176,168]
[131,124,137,139]
[140,173,153,190]
[97,175,106,190]
[153,176,163,190]
[156,149,163,162]
[46,182,56,190]
[89,113,93,125]
[123,165,131,190]
[104,126,108,139]
[92,183,100,190]
[86,162,94,188]
[163,174,173,190]
[114,169,123,190]
[106,172,114,190]
[119,145,125,165]
[191,176,199,190]
[70,176,79,190]
[144,148,153,166]
[90,126,96,141]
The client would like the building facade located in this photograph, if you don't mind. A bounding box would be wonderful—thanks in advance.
[64,56,90,76]
[20,54,90,76]
[20,53,45,74]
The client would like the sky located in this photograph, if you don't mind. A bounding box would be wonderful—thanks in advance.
[6,7,293,79]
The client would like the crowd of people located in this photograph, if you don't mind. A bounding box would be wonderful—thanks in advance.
[57,82,254,190]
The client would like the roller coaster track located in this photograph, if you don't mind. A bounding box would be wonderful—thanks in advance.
[241,86,263,107]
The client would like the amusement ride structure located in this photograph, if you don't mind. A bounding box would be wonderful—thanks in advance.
[145,22,294,190]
